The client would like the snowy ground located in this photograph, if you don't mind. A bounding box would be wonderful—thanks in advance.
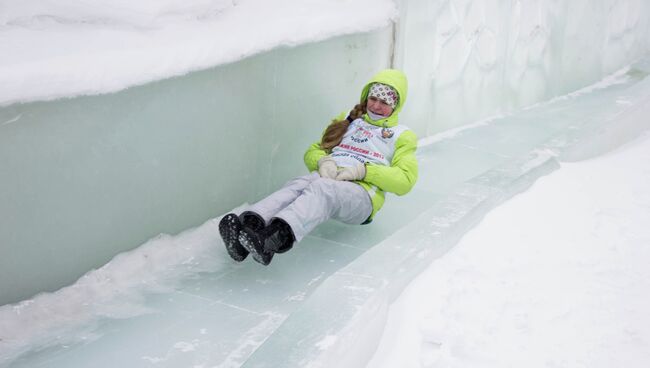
[368,132,650,367]
[0,0,395,105]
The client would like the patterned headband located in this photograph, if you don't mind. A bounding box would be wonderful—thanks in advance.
[368,83,398,109]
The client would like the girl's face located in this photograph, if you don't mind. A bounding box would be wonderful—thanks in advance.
[367,96,394,117]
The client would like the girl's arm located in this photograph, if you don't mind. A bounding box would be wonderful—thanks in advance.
[304,111,348,171]
[364,130,418,195]
[304,141,328,172]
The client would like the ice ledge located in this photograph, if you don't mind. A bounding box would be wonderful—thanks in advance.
[241,60,650,367]
[0,0,396,106]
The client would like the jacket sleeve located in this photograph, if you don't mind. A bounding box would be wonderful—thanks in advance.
[364,130,418,196]
[303,111,349,171]
[304,141,327,172]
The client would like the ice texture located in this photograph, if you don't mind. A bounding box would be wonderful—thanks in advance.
[2,59,650,368]
[2,0,650,306]
[1,0,650,366]
[241,59,650,368]
[395,0,650,135]
[0,31,393,305]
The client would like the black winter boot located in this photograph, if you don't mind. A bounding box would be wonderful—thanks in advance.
[240,211,265,231]
[237,218,296,266]
[219,212,265,262]
[264,218,296,254]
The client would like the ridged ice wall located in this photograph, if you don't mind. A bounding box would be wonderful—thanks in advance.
[396,0,650,134]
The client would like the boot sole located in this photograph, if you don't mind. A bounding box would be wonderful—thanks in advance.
[238,228,273,266]
[218,214,249,262]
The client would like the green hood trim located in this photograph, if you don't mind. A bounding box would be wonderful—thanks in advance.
[360,69,408,128]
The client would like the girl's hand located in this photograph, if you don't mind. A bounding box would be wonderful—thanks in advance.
[318,156,338,179]
[335,163,366,181]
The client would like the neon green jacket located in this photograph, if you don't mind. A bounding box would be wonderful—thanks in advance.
[303,69,419,220]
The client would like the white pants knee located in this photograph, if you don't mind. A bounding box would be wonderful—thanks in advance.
[245,172,372,242]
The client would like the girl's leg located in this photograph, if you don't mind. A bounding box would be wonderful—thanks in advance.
[245,172,321,223]
[273,177,372,242]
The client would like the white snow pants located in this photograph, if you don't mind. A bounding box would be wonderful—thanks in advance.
[245,172,373,242]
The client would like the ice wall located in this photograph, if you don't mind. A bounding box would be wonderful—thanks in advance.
[0,31,393,305]
[396,0,650,135]
[1,0,650,305]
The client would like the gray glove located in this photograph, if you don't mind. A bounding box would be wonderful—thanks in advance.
[318,156,338,179]
[335,163,366,181]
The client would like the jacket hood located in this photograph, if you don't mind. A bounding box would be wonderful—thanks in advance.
[360,69,408,128]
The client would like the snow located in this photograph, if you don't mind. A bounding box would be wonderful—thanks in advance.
[0,0,396,106]
[368,132,650,368]
[2,1,650,366]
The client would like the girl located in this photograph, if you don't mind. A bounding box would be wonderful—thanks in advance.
[219,69,418,265]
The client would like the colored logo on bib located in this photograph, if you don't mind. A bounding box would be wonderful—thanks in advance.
[381,127,394,139]
[351,126,372,143]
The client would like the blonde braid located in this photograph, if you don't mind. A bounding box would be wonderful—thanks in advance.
[320,102,367,151]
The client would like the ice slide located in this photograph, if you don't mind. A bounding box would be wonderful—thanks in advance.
[2,0,650,367]
[2,57,650,367]
[3,0,650,304]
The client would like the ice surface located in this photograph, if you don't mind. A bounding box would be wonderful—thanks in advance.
[3,0,650,305]
[240,59,650,368]
[2,0,650,366]
[2,59,650,368]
